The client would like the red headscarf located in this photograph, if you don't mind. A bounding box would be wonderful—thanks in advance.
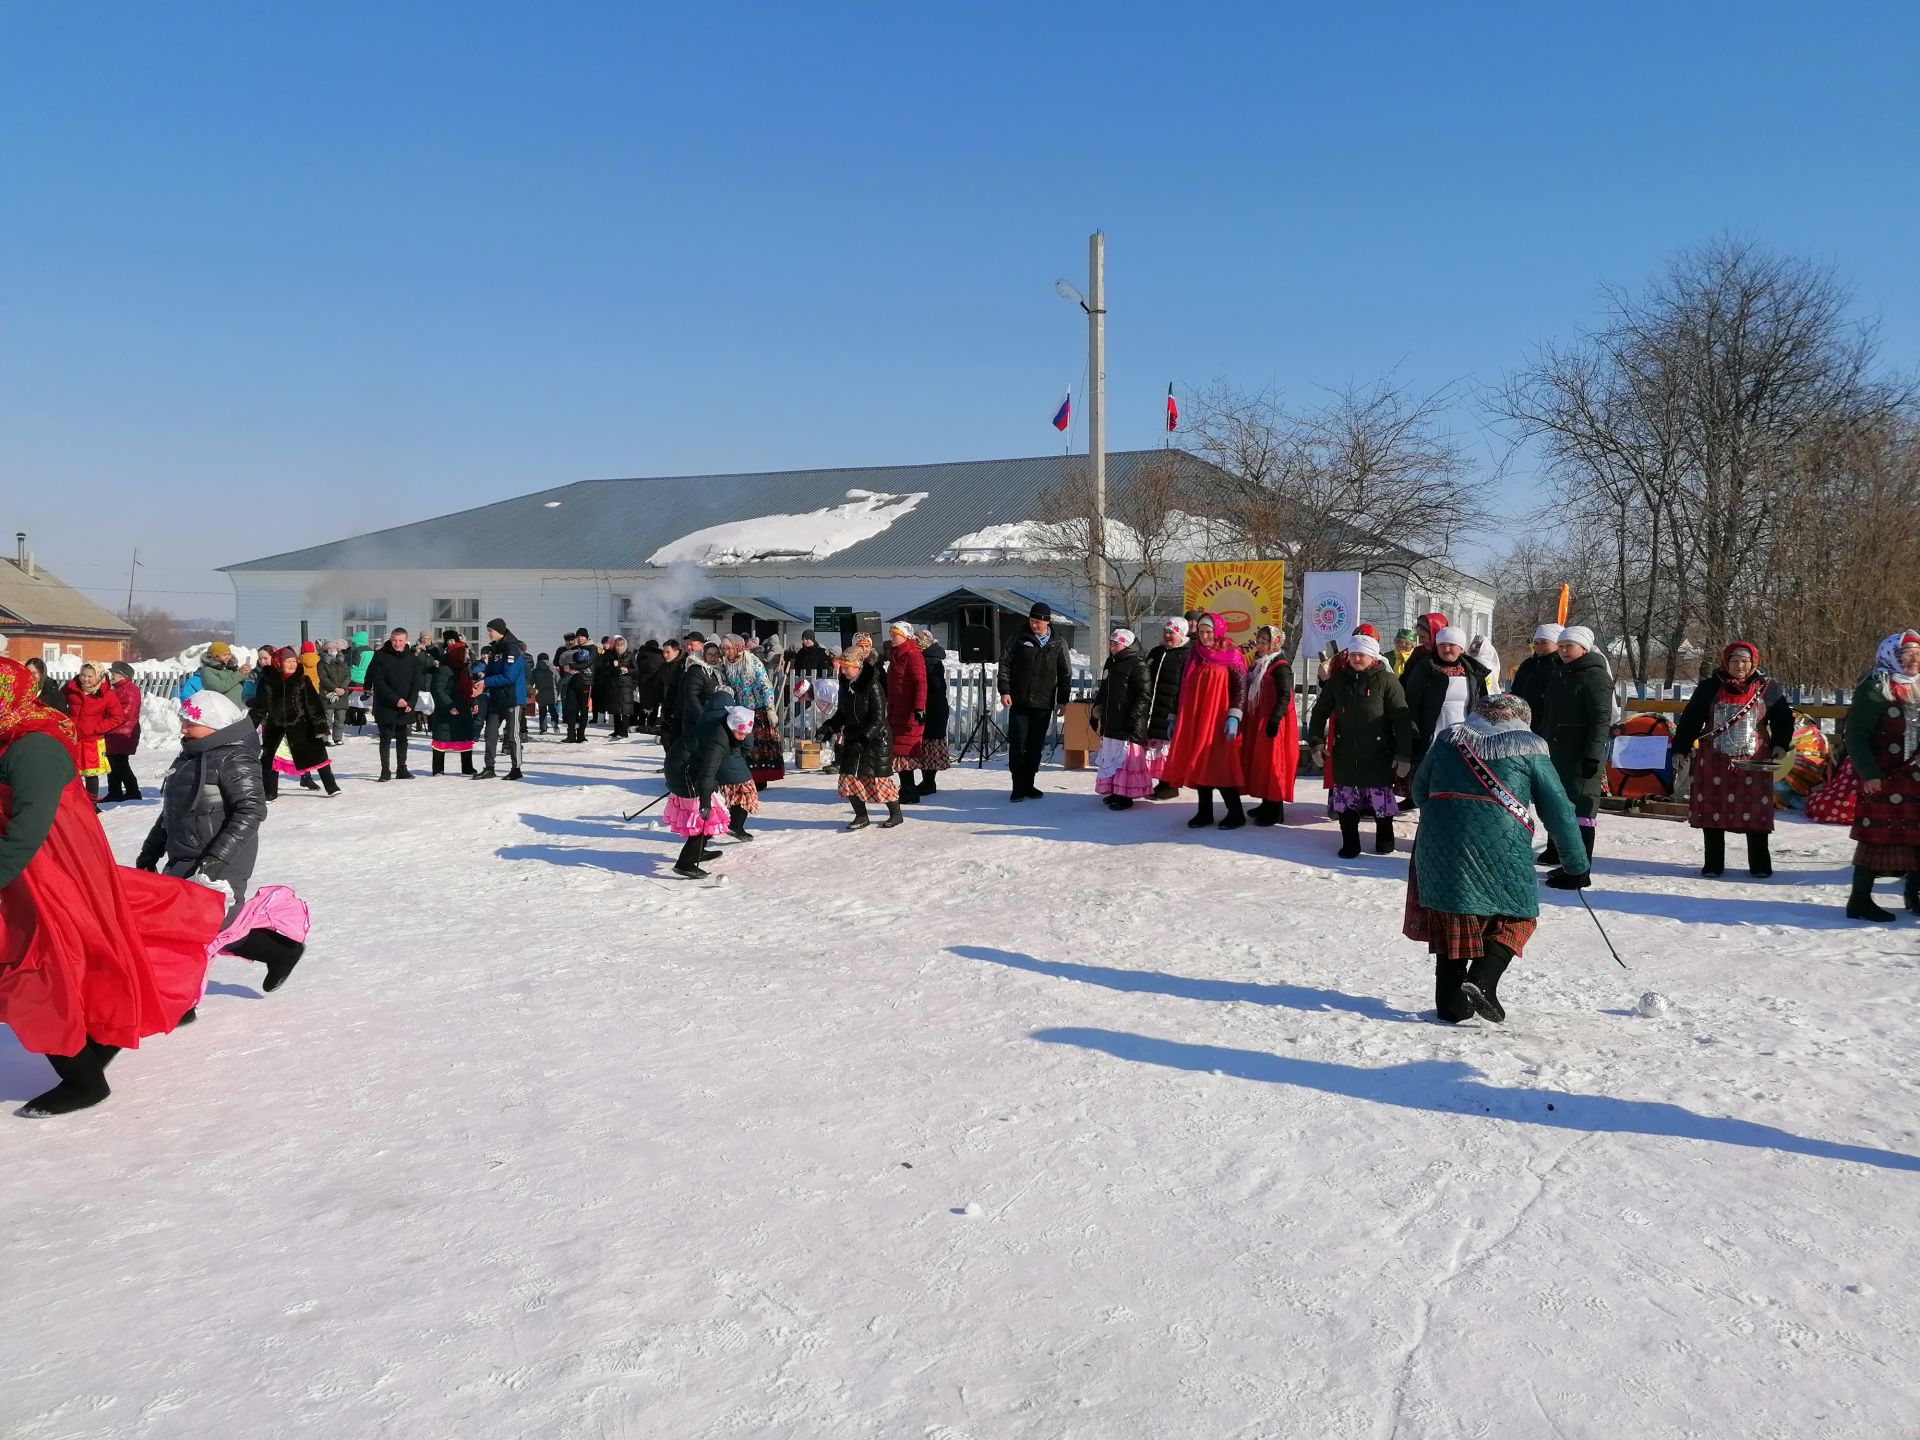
[0,657,83,769]
[446,639,478,703]
[1719,640,1764,703]
[1187,613,1248,674]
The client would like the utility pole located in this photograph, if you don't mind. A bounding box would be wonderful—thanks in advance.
[125,547,140,618]
[1087,231,1107,665]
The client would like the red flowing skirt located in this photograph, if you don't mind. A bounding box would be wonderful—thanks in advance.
[1,778,223,1055]
[1160,661,1244,790]
[1240,686,1299,802]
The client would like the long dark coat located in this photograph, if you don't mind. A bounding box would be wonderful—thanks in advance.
[1306,663,1414,789]
[822,660,892,780]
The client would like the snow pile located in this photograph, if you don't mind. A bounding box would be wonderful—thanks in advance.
[140,689,184,755]
[649,489,926,566]
[938,510,1246,563]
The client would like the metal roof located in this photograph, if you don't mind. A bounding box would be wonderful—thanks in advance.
[689,595,811,624]
[0,557,135,637]
[897,585,1084,628]
[220,451,1226,574]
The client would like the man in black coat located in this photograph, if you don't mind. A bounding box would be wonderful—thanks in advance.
[631,639,665,732]
[365,628,423,781]
[1509,623,1563,738]
[995,602,1073,802]
[789,630,834,675]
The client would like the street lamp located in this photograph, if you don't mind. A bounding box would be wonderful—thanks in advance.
[1054,233,1106,666]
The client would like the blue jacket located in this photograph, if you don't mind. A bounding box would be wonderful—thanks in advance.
[483,647,528,710]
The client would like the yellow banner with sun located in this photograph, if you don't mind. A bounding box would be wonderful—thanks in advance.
[1182,561,1286,648]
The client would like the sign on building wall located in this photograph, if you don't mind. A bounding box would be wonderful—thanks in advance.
[1300,571,1363,661]
[1181,562,1286,648]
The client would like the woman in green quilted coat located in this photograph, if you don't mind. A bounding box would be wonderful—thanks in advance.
[1403,692,1591,1025]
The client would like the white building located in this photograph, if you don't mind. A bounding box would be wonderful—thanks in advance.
[222,452,1495,660]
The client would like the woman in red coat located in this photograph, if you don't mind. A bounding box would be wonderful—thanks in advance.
[62,662,125,802]
[1239,625,1298,824]
[1159,613,1249,829]
[103,661,144,802]
[0,657,223,1116]
[885,621,929,804]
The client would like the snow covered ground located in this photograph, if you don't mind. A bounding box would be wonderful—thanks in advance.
[4,733,1918,1439]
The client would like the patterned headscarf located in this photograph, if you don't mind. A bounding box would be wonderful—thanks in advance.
[0,656,82,769]
[1874,631,1920,675]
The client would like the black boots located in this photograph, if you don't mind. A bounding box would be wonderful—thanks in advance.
[1218,789,1247,830]
[1337,812,1362,859]
[1152,781,1179,801]
[673,834,709,880]
[1701,827,1725,877]
[1580,825,1597,859]
[1188,788,1217,829]
[846,798,871,832]
[1104,794,1134,810]
[880,800,905,829]
[1250,799,1285,826]
[899,772,920,805]
[21,1040,120,1117]
[728,804,752,841]
[1746,831,1772,879]
[1434,958,1476,1023]
[919,771,938,795]
[1459,944,1514,1024]
[1848,868,1894,922]
[1907,872,1920,916]
[1375,819,1396,854]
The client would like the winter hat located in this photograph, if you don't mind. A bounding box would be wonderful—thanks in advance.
[110,661,135,679]
[1028,602,1052,621]
[725,705,755,735]
[1355,623,1380,640]
[272,646,297,664]
[486,618,508,635]
[1110,628,1136,648]
[1347,633,1383,660]
[300,640,317,655]
[207,641,232,659]
[1558,625,1595,651]
[1532,623,1563,644]
[1395,628,1417,643]
[1163,617,1190,638]
[1721,640,1761,668]
[179,690,245,730]
[1434,626,1467,648]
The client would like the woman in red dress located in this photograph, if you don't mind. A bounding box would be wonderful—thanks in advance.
[1159,613,1248,829]
[0,657,223,1117]
[1239,625,1299,825]
[1673,640,1794,879]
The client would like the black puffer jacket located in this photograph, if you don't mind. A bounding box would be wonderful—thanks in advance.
[996,630,1072,709]
[922,643,951,740]
[1093,643,1152,744]
[822,659,891,779]
[1509,652,1559,736]
[248,668,329,741]
[666,657,720,746]
[137,718,267,884]
[365,645,423,721]
[665,693,752,802]
[1143,643,1193,742]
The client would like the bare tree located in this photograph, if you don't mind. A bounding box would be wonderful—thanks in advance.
[126,605,185,661]
[1184,378,1493,649]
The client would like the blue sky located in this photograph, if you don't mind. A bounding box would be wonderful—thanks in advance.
[4,1,1915,618]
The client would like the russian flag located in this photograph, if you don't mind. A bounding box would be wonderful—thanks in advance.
[1051,387,1072,432]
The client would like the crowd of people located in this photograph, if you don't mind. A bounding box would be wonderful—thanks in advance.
[4,606,1915,1118]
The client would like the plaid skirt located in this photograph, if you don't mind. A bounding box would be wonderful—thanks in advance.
[719,780,760,817]
[1853,841,1920,873]
[839,774,900,802]
[913,737,951,773]
[1401,868,1537,960]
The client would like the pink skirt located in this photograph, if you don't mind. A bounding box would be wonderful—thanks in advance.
[1095,738,1157,799]
[663,794,730,839]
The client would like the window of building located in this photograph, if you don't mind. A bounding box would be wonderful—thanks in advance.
[342,599,389,638]
[43,643,61,664]
[430,597,481,645]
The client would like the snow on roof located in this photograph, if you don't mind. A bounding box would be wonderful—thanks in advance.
[937,511,1249,564]
[649,490,926,567]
